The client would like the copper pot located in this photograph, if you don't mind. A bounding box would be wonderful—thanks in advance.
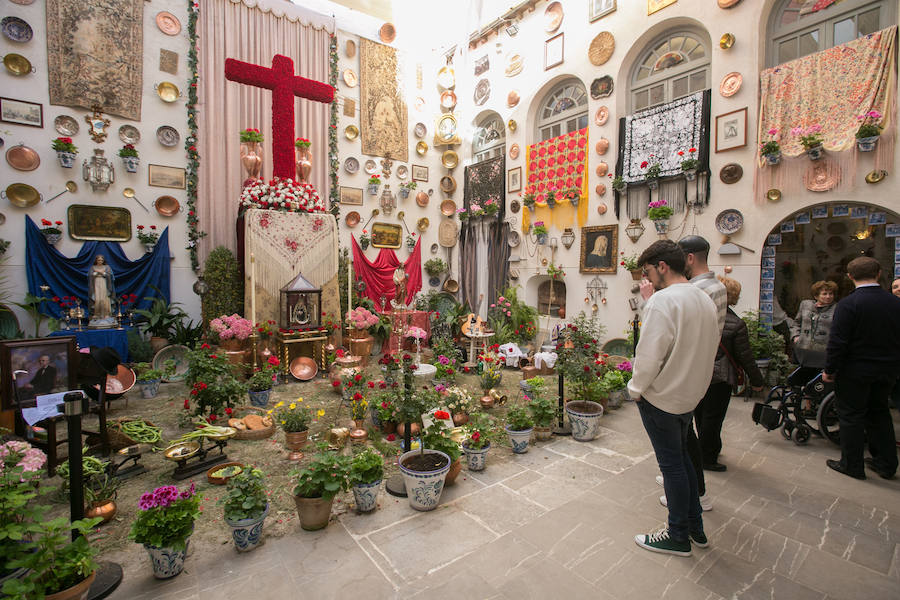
[85,499,117,525]
[395,422,420,437]
[381,421,397,434]
[348,328,374,366]
[480,394,494,409]
[444,458,462,486]
[452,413,469,426]
[284,430,308,461]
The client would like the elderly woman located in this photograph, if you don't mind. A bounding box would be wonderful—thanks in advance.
[694,277,765,471]
[789,280,838,376]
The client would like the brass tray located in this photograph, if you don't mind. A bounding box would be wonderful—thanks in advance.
[155,81,182,103]
[2,183,41,207]
[67,204,132,241]
[588,31,615,66]
[165,441,200,462]
[441,150,459,169]
[3,52,34,75]
[345,125,359,140]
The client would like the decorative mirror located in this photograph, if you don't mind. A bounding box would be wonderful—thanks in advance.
[434,113,460,146]
[84,108,110,143]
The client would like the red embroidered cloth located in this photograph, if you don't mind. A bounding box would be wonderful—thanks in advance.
[351,236,422,312]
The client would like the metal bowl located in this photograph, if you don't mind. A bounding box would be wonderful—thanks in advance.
[155,81,182,102]
[155,195,180,217]
[290,356,318,381]
[2,183,41,207]
[164,441,200,461]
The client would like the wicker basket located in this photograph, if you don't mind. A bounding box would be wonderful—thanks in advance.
[232,406,276,441]
[107,419,161,450]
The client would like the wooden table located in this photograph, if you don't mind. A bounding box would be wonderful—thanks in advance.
[276,329,329,369]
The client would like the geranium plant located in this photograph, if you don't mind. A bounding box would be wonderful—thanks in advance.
[620,251,640,271]
[39,218,63,235]
[678,147,699,170]
[555,312,609,404]
[209,313,254,341]
[759,128,781,157]
[358,229,370,248]
[118,144,139,158]
[219,467,267,523]
[547,263,566,280]
[522,187,536,209]
[482,199,499,216]
[647,199,673,220]
[367,174,381,185]
[856,110,883,138]
[291,443,352,500]
[248,355,280,392]
[349,447,384,486]
[136,224,160,245]
[129,483,200,551]
[240,128,264,143]
[347,306,379,330]
[184,344,247,419]
[51,137,77,153]
[641,155,661,179]
[791,124,823,150]
[294,137,311,149]
[532,221,548,236]
[255,319,277,339]
[462,411,495,450]
[506,405,534,431]
[421,419,462,462]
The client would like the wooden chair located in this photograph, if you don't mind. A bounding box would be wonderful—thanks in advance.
[10,369,68,476]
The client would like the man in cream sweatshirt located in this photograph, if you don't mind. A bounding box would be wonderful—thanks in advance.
[629,240,719,557]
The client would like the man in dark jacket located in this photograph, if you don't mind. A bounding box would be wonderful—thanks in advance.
[823,257,900,480]
[22,354,58,397]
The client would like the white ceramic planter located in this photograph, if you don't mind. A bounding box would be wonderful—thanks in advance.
[462,443,490,471]
[398,449,450,511]
[226,504,268,552]
[505,426,533,453]
[565,400,604,442]
[351,479,381,513]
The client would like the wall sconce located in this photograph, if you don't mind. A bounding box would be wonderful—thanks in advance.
[625,218,645,243]
[560,227,575,249]
[380,185,396,216]
[82,149,114,192]
[586,275,607,306]
[549,237,558,249]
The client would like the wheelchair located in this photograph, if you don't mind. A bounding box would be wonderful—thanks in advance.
[752,366,840,446]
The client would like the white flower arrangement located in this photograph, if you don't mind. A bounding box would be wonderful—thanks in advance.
[239,177,326,213]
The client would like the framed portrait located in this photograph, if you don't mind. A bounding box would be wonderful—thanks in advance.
[648,0,677,15]
[507,167,522,193]
[715,108,747,153]
[371,222,402,249]
[339,186,363,205]
[579,225,618,274]
[0,97,43,128]
[67,204,132,242]
[1,336,77,411]
[411,164,429,182]
[148,164,186,189]
[544,33,564,71]
[590,0,616,21]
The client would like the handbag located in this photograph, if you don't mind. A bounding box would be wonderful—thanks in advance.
[719,341,745,387]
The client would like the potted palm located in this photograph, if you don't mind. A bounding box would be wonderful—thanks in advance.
[504,405,534,454]
[220,467,269,552]
[526,377,556,440]
[290,444,352,530]
[134,287,187,352]
[349,447,383,513]
[129,482,200,578]
[461,411,495,471]
[134,359,175,398]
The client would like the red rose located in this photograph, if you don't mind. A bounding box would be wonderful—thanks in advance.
[225,407,233,416]
[367,381,375,388]
[472,431,481,441]
[209,414,217,422]
[332,380,341,387]
[434,410,450,420]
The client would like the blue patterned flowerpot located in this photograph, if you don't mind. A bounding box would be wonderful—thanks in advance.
[806,145,825,161]
[683,168,698,181]
[123,156,140,173]
[764,152,782,166]
[505,426,533,454]
[565,400,604,442]
[652,219,669,236]
[536,233,548,245]
[399,188,410,199]
[462,443,490,471]
[57,151,76,168]
[351,479,381,513]
[429,276,441,287]
[248,389,271,407]
[398,449,450,511]
[608,389,628,409]
[857,135,879,152]
[226,504,268,552]
[144,539,190,579]
[368,184,379,196]
[42,233,61,246]
[138,379,161,399]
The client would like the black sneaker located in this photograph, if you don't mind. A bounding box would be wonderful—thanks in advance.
[634,528,692,557]
[689,530,709,548]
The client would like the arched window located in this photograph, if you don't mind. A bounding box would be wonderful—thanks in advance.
[630,30,710,112]
[768,0,893,67]
[535,79,589,142]
[472,113,506,163]
[537,280,566,316]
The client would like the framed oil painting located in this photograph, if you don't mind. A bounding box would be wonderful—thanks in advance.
[339,186,363,205]
[0,97,43,128]
[590,0,616,22]
[411,164,429,182]
[507,167,522,193]
[371,222,402,249]
[715,108,747,153]
[648,0,677,15]
[67,204,132,241]
[148,164,186,189]
[1,336,77,410]
[580,225,618,274]
[544,33,564,71]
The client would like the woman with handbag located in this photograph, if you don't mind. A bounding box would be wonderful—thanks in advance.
[695,277,765,471]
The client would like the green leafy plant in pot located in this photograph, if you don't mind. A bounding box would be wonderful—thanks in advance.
[133,286,187,350]
[291,443,352,530]
[349,447,384,513]
[398,407,453,511]
[129,482,200,578]
[219,467,269,552]
[526,377,557,440]
[422,416,463,485]
[504,405,534,453]
[461,411,496,471]
[134,359,176,399]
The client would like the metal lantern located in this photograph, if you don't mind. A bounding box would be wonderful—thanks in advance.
[625,219,645,243]
[380,185,396,216]
[560,227,575,249]
[82,149,115,192]
[279,272,322,330]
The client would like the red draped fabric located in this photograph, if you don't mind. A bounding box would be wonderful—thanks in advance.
[351,236,422,312]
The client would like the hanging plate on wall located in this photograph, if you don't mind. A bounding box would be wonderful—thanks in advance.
[719,163,743,184]
[594,106,609,126]
[544,2,564,33]
[5,144,39,171]
[343,157,359,174]
[719,72,743,97]
[55,115,79,136]
[118,125,140,145]
[588,32,615,66]
[715,209,744,235]
[157,125,180,147]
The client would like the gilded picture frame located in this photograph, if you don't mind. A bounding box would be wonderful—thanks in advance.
[339,186,363,205]
[371,222,402,249]
[580,225,618,274]
[148,164,186,189]
[67,204,132,241]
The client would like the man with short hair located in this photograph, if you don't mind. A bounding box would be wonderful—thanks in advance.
[22,354,58,396]
[823,257,900,480]
[629,240,719,557]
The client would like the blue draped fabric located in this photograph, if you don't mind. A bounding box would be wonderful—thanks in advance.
[49,327,132,362]
[25,216,171,319]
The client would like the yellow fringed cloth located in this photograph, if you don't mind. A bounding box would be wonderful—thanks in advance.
[756,26,897,202]
[522,127,589,232]
[244,209,340,326]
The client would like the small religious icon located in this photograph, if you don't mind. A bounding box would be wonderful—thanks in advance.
[88,254,118,328]
[391,265,407,309]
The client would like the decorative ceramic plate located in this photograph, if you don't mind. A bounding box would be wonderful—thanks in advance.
[508,230,521,248]
[473,78,490,106]
[442,150,459,169]
[155,195,180,217]
[510,199,520,213]
[719,163,743,184]
[118,124,140,145]
[591,76,614,99]
[157,125,180,147]
[505,53,523,77]
[342,68,358,88]
[345,211,360,227]
[440,90,457,110]
[344,125,359,140]
[430,243,439,254]
[715,209,744,235]
[414,122,427,138]
[507,90,520,108]
[719,72,742,97]
[1,16,32,43]
[544,1,563,33]
[54,115,79,136]
[509,144,520,160]
[805,162,839,192]
[440,199,456,216]
[5,144,39,171]
[152,344,189,382]
[345,39,356,58]
[415,96,425,111]
[364,159,377,174]
[595,106,609,126]
[3,53,33,75]
[156,11,181,36]
[379,22,396,44]
[588,32,615,66]
[396,165,408,180]
[439,175,456,194]
[343,156,359,174]
[416,141,428,155]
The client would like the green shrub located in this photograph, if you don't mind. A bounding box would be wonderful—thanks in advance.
[201,247,243,325]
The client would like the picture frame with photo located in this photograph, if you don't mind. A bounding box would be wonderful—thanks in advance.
[371,222,403,249]
[886,224,900,238]
[507,167,522,193]
[767,233,782,246]
[0,97,43,128]
[832,204,849,217]
[868,212,886,225]
[590,0,616,21]
[1,336,77,411]
[850,206,868,219]
[795,212,811,225]
[780,221,795,233]
[579,225,618,274]
[411,164,429,182]
[339,186,363,205]
[544,33,564,71]
[714,107,747,153]
[811,205,828,219]
[148,164,186,189]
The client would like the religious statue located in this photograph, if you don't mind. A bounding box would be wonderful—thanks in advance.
[391,265,407,309]
[88,254,117,328]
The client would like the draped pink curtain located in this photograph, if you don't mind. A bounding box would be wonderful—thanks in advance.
[351,236,422,312]
[198,0,333,262]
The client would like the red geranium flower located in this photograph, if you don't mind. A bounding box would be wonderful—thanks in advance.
[434,410,450,420]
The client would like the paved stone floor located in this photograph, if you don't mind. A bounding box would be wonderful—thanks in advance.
[110,399,900,600]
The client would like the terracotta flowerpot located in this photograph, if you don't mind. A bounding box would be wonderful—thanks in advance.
[85,499,117,525]
[452,413,469,426]
[630,269,643,281]
[348,328,374,366]
[45,571,96,600]
[284,430,308,461]
[534,426,553,441]
[395,422,420,437]
[219,338,251,374]
[444,457,462,486]
[293,495,334,531]
[381,421,396,434]
[150,336,168,354]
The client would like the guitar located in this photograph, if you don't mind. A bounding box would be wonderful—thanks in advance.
[461,294,485,336]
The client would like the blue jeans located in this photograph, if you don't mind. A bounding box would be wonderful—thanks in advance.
[638,399,703,542]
